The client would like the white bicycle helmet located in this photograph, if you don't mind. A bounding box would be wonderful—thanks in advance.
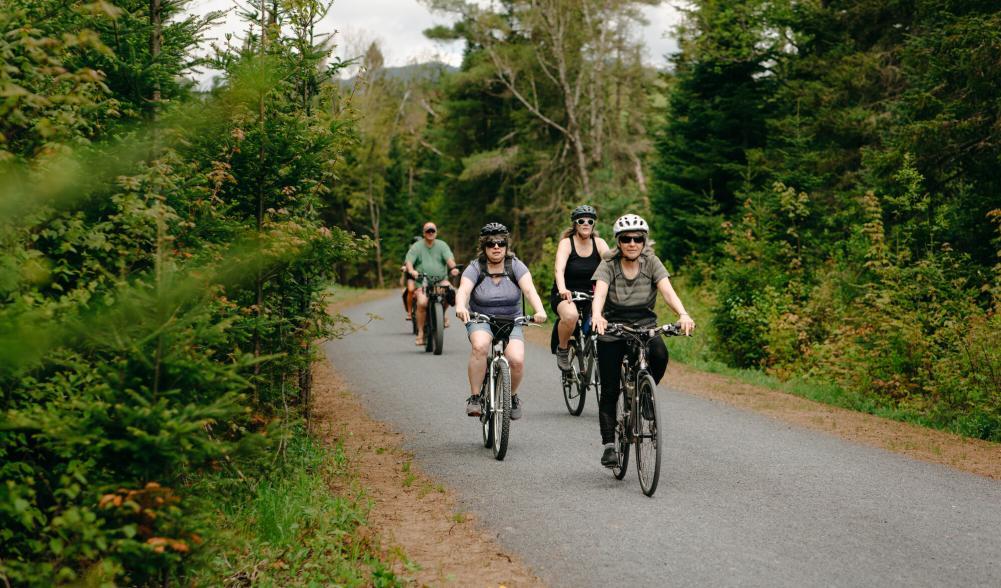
[613,214,649,236]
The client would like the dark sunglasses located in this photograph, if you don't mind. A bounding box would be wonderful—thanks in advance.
[485,240,508,248]
[423,227,437,234]
[617,235,646,244]
[575,218,595,226]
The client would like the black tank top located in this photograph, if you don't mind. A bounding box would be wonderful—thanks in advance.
[552,236,601,295]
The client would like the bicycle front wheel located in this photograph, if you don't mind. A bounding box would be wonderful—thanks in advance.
[492,360,512,460]
[432,301,444,355]
[612,388,630,480]
[424,306,435,353]
[562,341,585,416]
[634,373,662,496]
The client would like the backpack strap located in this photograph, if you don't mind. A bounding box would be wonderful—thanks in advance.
[473,256,519,289]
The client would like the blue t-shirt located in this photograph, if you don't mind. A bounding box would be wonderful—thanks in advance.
[462,258,530,319]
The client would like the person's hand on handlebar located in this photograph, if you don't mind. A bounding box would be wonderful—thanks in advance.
[593,313,608,335]
[678,313,695,336]
[559,288,571,301]
[455,306,470,323]
[532,311,548,324]
[450,267,460,277]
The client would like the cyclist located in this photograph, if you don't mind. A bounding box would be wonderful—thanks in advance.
[405,222,460,346]
[550,204,610,370]
[591,214,695,467]
[454,222,548,420]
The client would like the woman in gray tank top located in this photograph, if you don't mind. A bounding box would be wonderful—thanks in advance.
[455,223,548,421]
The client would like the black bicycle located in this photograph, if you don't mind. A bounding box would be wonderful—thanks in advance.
[466,312,536,460]
[561,291,600,416]
[605,322,684,497]
[416,273,450,355]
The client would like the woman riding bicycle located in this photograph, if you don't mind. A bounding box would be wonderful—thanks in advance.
[550,205,610,371]
[455,222,548,420]
[591,214,695,467]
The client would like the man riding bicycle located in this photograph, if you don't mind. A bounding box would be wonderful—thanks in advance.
[591,214,695,468]
[455,222,547,420]
[405,222,460,346]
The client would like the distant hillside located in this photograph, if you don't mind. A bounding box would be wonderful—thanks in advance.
[342,61,457,86]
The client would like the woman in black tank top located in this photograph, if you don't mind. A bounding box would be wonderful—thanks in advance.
[550,205,610,369]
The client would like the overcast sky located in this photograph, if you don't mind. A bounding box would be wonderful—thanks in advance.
[189,0,683,82]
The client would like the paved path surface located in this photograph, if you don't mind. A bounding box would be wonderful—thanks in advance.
[324,295,1001,587]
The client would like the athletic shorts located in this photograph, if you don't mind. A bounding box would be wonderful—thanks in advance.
[465,321,524,342]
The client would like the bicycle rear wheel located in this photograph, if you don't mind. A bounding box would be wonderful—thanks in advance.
[562,341,586,416]
[612,389,630,480]
[634,373,662,496]
[432,301,444,355]
[492,360,512,460]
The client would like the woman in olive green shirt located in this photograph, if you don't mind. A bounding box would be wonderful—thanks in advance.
[591,214,695,468]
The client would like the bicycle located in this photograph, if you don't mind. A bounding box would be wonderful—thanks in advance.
[416,273,450,355]
[605,322,685,497]
[465,312,536,460]
[560,291,600,416]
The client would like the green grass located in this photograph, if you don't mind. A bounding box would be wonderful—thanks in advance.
[185,431,410,587]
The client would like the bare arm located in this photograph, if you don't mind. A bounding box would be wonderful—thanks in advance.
[517,272,548,323]
[591,279,610,335]
[553,238,571,296]
[454,276,474,322]
[405,260,417,278]
[595,237,611,257]
[656,277,695,335]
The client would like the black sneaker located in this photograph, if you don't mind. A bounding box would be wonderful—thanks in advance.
[466,395,482,417]
[601,445,618,468]
[510,395,523,420]
[556,347,571,371]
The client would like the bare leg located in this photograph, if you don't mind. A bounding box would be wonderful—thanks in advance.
[556,300,579,349]
[505,339,525,394]
[415,290,428,342]
[468,331,492,395]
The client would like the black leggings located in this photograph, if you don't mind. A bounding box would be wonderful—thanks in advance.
[597,337,668,444]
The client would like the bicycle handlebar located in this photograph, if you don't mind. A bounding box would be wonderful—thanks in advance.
[605,322,686,339]
[567,291,593,302]
[467,312,538,326]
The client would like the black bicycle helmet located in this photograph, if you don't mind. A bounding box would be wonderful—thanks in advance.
[571,204,597,220]
[480,222,509,236]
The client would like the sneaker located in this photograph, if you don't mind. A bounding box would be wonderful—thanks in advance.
[466,395,482,417]
[601,444,618,468]
[510,395,523,420]
[556,347,571,371]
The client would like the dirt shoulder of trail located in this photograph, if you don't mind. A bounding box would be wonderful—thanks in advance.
[311,360,544,587]
[316,288,543,586]
[523,327,1000,480]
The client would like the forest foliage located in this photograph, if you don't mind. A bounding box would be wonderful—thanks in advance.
[0,0,386,584]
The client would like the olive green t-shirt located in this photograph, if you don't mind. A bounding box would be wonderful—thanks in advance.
[405,239,454,279]
[592,251,670,330]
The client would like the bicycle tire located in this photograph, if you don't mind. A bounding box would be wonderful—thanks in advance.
[612,389,630,480]
[562,341,586,416]
[432,302,444,355]
[634,373,662,497]
[424,305,434,353]
[492,360,512,460]
[411,307,418,335]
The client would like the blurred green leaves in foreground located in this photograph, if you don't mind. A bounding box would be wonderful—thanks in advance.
[0,0,378,584]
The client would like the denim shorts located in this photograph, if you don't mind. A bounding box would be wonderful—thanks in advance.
[465,321,524,341]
